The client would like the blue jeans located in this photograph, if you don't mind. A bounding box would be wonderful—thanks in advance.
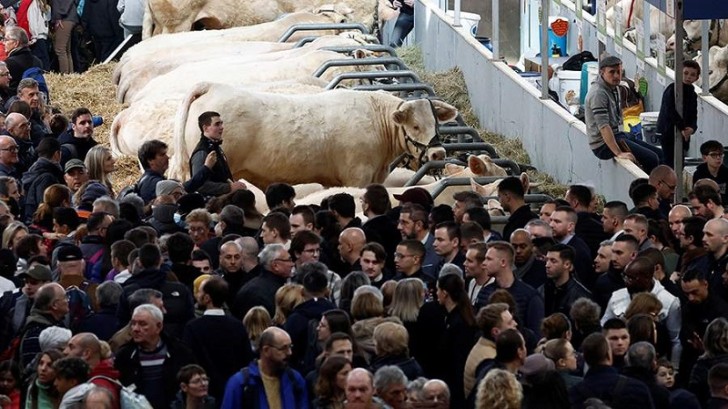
[389,12,414,47]
[592,132,662,174]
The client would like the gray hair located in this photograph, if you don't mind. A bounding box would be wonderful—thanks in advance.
[423,379,450,401]
[373,365,407,393]
[83,386,114,409]
[39,326,72,352]
[16,78,38,95]
[5,27,29,47]
[525,219,553,237]
[626,341,655,371]
[120,193,144,219]
[236,236,259,259]
[128,288,163,310]
[96,281,123,310]
[353,285,383,302]
[599,239,614,248]
[438,263,463,279]
[407,377,428,401]
[132,304,164,323]
[93,196,120,218]
[259,244,286,268]
[220,205,245,227]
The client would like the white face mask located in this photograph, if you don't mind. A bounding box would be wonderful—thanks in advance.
[174,213,182,225]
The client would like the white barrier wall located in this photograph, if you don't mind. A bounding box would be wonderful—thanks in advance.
[414,0,644,204]
[540,0,728,157]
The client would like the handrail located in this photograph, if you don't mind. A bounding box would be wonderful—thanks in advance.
[353,83,437,97]
[325,70,421,89]
[278,23,368,42]
[313,57,409,77]
[321,45,399,58]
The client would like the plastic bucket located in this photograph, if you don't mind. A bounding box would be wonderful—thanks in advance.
[446,11,481,37]
[639,112,660,146]
[519,72,541,89]
[475,36,493,51]
[551,69,581,112]
[580,61,599,106]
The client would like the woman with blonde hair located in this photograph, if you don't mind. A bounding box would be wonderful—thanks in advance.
[273,283,304,326]
[243,307,273,353]
[351,287,401,361]
[31,184,71,232]
[476,368,522,409]
[2,221,27,250]
[84,145,116,196]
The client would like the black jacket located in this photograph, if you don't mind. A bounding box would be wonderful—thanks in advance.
[594,268,625,311]
[5,47,41,95]
[566,235,597,292]
[1,130,35,175]
[362,214,400,271]
[569,365,655,409]
[115,333,196,409]
[575,212,608,258]
[232,269,287,319]
[189,136,233,197]
[284,297,337,372]
[137,169,165,204]
[147,203,184,236]
[117,268,195,339]
[540,276,592,317]
[657,82,698,137]
[21,157,63,224]
[370,354,424,381]
[81,0,123,39]
[58,129,99,168]
[503,204,538,242]
[621,366,671,409]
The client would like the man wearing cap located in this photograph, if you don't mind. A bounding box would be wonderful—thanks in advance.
[57,245,98,308]
[585,55,662,174]
[63,159,89,194]
[21,137,63,224]
[0,264,52,351]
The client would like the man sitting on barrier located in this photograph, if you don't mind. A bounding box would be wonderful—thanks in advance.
[585,55,662,174]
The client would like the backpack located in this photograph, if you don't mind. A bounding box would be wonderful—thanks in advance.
[116,174,149,200]
[88,375,154,409]
[562,51,597,71]
[66,284,92,332]
[21,67,49,101]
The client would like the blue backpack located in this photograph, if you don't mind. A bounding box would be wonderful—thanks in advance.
[21,67,49,101]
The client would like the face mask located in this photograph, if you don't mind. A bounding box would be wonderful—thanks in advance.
[174,213,182,224]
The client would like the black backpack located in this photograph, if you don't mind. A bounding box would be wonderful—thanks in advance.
[562,51,598,71]
[116,174,150,200]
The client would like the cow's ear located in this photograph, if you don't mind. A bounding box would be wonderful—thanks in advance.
[468,155,488,175]
[520,172,530,193]
[470,178,488,196]
[392,105,411,125]
[444,163,463,176]
[353,49,371,59]
[431,100,458,122]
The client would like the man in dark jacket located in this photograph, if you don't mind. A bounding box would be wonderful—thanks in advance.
[569,333,654,409]
[19,282,68,368]
[3,113,35,175]
[233,243,292,319]
[622,342,670,409]
[14,78,50,146]
[539,244,592,317]
[136,139,168,204]
[117,244,194,339]
[80,0,123,61]
[166,233,201,291]
[499,176,538,242]
[284,263,336,372]
[188,111,245,197]
[22,137,63,224]
[657,60,699,170]
[183,276,251,402]
[361,184,400,271]
[58,107,99,167]
[2,27,42,95]
[115,303,195,409]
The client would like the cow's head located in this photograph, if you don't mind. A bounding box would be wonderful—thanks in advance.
[707,45,728,93]
[392,99,457,165]
[315,3,353,23]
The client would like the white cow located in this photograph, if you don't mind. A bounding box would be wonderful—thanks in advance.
[680,19,728,52]
[116,33,377,102]
[701,44,728,104]
[110,78,329,157]
[142,0,377,38]
[169,86,456,187]
[606,0,674,43]
[123,48,379,103]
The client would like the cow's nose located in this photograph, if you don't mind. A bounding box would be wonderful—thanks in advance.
[428,148,446,162]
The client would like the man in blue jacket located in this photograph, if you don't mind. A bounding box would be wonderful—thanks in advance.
[221,327,308,409]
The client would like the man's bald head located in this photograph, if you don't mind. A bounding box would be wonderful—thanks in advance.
[649,165,678,200]
[346,367,375,404]
[340,227,366,246]
[422,379,450,403]
[670,205,692,219]
[706,218,728,235]
[220,240,242,253]
[5,113,25,129]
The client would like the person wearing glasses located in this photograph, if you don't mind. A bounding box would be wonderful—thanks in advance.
[2,27,42,94]
[233,243,294,320]
[693,140,728,205]
[116,303,196,409]
[221,327,308,409]
[173,364,217,409]
[0,134,20,180]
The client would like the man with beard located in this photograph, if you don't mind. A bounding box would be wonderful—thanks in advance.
[221,327,308,408]
[510,229,546,289]
[601,257,682,366]
[58,108,99,167]
[594,234,638,310]
[397,203,438,278]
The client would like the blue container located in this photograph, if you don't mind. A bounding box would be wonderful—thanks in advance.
[580,61,598,105]
[476,36,493,51]
[540,17,569,57]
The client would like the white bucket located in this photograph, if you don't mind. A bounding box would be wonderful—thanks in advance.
[446,11,481,37]
[640,111,660,146]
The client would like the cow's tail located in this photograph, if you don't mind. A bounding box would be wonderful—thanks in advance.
[171,82,212,181]
[109,110,126,156]
[142,0,154,40]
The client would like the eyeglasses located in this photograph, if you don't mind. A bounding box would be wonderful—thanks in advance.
[0,72,9,77]
[659,180,676,191]
[188,376,209,385]
[266,343,293,352]
[708,152,725,159]
[394,253,414,259]
[0,147,18,153]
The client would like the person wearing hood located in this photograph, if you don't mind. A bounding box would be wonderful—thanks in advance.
[188,111,245,197]
[585,55,662,174]
[63,332,121,407]
[58,108,99,168]
[284,263,336,373]
[22,137,63,224]
[19,282,68,368]
[148,194,184,235]
[116,244,194,340]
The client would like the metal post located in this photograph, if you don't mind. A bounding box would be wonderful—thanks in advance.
[540,0,549,99]
[674,0,685,201]
[644,1,651,58]
[493,0,500,59]
[701,20,710,96]
[454,0,462,26]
